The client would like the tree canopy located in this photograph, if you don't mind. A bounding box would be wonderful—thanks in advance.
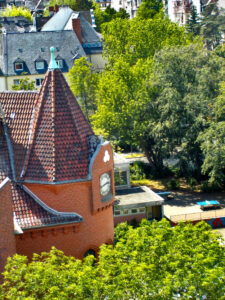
[199,82,225,186]
[137,0,163,20]
[101,17,193,66]
[92,45,225,175]
[11,77,35,91]
[68,57,98,121]
[93,3,129,32]
[1,220,225,299]
[0,6,33,22]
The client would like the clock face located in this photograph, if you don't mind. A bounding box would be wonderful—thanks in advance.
[100,173,111,196]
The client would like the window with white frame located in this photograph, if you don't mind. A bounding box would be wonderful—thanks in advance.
[114,207,146,216]
[56,59,63,68]
[14,62,24,71]
[35,61,45,70]
[13,79,20,85]
[36,78,44,87]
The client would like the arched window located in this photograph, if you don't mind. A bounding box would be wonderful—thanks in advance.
[84,249,96,258]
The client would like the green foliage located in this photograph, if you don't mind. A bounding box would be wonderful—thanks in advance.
[2,221,225,299]
[187,5,200,36]
[199,82,225,186]
[45,0,93,13]
[68,57,98,121]
[130,162,147,181]
[101,17,192,66]
[93,3,129,32]
[166,178,180,190]
[187,177,198,191]
[1,6,33,22]
[93,43,225,175]
[11,77,35,91]
[137,0,163,20]
[200,180,222,193]
[200,0,225,50]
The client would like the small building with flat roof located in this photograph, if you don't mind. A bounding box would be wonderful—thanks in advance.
[113,154,164,226]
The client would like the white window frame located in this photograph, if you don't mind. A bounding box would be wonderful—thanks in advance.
[114,207,146,216]
[15,62,23,71]
[56,59,63,68]
[36,78,44,87]
[35,61,45,70]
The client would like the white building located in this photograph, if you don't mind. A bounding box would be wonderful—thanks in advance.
[111,0,143,18]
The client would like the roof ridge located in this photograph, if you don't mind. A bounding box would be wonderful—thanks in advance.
[59,69,93,142]
[21,72,50,179]
[51,70,56,181]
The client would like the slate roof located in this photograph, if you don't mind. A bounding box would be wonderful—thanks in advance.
[22,68,94,183]
[0,30,85,76]
[41,7,102,54]
[0,17,33,33]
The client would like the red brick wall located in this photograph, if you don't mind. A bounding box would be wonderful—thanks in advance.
[72,19,82,44]
[0,180,16,273]
[20,143,115,259]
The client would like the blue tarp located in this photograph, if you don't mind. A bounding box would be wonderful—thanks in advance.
[197,200,220,206]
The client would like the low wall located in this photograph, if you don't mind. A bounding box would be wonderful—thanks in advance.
[169,209,225,228]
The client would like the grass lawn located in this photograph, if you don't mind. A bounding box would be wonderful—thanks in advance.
[131,177,201,192]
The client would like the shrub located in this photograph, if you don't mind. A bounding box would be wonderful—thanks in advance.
[130,162,147,180]
[200,181,222,193]
[187,177,198,191]
[166,178,180,190]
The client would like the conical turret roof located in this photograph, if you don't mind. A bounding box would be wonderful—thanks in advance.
[22,68,94,183]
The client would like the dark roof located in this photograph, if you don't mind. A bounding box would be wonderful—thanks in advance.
[0,30,85,76]
[0,17,33,33]
[23,69,94,183]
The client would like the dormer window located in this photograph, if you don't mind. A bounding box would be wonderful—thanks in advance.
[14,58,25,73]
[35,61,45,70]
[15,62,24,71]
[56,59,63,68]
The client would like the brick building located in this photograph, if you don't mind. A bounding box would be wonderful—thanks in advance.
[0,48,115,273]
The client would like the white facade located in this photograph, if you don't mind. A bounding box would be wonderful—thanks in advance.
[167,0,201,25]
[111,0,143,18]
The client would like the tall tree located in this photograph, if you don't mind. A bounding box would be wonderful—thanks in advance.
[101,17,192,66]
[92,45,225,174]
[68,57,98,121]
[187,5,200,36]
[199,82,225,186]
[200,0,225,50]
[137,0,163,20]
[93,3,129,32]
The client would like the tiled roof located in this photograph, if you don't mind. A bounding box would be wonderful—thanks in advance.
[0,91,83,229]
[23,69,94,183]
[0,91,38,179]
[12,183,82,229]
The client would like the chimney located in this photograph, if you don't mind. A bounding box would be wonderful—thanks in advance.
[55,4,59,12]
[72,18,82,44]
[49,6,54,16]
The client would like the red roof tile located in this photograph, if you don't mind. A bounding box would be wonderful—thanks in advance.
[0,91,38,179]
[23,69,94,182]
[12,183,82,229]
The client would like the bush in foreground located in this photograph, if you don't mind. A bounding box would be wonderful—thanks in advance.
[1,220,225,299]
